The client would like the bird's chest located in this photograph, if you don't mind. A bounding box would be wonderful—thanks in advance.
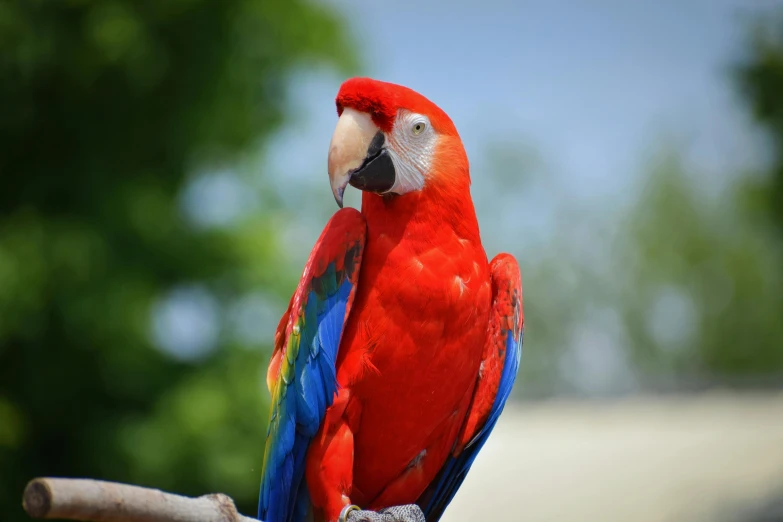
[337,231,491,384]
[333,232,491,504]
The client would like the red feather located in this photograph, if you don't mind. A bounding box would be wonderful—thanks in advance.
[336,77,459,137]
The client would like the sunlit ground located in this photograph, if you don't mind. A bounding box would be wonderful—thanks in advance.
[448,392,783,522]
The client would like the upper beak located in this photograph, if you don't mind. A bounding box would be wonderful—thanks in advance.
[327,107,396,207]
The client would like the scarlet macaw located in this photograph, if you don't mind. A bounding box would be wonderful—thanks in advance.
[258,77,523,522]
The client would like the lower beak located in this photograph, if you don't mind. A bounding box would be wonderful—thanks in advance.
[328,108,396,207]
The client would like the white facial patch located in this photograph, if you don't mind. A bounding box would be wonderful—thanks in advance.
[385,109,437,195]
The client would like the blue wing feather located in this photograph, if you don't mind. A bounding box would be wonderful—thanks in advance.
[258,209,365,522]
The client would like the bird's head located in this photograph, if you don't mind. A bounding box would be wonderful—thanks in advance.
[328,77,469,208]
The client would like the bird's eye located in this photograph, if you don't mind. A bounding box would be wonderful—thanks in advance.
[412,121,426,135]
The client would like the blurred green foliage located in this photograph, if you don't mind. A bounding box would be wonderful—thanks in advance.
[738,14,783,239]
[509,14,783,397]
[0,0,355,519]
[618,153,783,383]
[619,15,783,383]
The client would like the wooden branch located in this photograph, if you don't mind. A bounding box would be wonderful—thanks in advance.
[22,477,258,522]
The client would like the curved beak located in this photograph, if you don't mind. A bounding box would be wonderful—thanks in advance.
[328,108,396,207]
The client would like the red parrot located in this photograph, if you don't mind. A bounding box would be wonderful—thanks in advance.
[258,77,524,522]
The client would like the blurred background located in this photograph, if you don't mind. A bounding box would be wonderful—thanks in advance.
[1,1,783,521]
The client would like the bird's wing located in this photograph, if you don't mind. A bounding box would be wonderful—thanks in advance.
[417,253,524,522]
[258,208,366,522]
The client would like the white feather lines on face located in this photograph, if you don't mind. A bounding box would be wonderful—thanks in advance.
[385,109,437,195]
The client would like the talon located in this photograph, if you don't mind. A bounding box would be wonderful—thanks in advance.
[339,504,362,522]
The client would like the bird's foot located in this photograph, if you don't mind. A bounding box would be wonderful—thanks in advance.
[339,504,425,522]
